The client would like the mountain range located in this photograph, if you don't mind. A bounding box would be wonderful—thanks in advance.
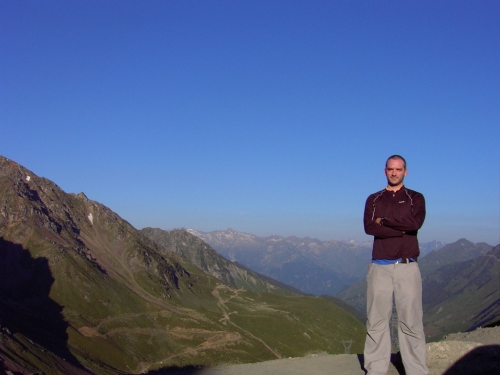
[187,228,446,296]
[422,244,500,339]
[338,239,499,341]
[186,228,373,296]
[0,155,365,374]
[186,229,499,341]
[1,154,497,374]
[141,227,366,324]
[140,227,304,295]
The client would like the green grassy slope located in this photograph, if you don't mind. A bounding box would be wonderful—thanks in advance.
[0,155,365,374]
[423,245,500,340]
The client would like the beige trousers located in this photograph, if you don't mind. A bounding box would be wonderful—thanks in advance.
[364,263,429,375]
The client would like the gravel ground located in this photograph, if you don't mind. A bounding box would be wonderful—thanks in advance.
[426,326,500,375]
[164,326,500,375]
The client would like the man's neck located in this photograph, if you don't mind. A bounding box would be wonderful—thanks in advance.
[386,184,404,192]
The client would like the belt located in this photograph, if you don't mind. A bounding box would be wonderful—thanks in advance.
[395,258,415,264]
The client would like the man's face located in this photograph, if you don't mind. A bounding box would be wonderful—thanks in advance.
[385,158,407,187]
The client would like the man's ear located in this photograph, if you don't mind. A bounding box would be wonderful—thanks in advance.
[404,169,408,176]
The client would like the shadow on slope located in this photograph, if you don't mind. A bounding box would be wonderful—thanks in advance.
[0,237,87,372]
[442,344,500,375]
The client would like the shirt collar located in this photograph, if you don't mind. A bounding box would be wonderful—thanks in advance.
[385,185,404,194]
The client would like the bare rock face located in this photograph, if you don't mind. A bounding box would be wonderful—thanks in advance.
[0,155,369,374]
[0,155,189,291]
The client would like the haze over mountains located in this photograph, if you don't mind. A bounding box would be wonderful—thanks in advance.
[187,228,445,296]
[140,227,305,295]
[0,155,498,374]
[186,229,499,341]
[186,228,372,296]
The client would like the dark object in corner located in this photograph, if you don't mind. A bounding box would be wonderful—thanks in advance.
[443,344,500,375]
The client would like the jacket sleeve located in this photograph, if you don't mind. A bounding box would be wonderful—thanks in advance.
[380,192,426,232]
[364,195,404,238]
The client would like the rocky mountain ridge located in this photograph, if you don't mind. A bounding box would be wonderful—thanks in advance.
[186,228,373,296]
[141,227,305,295]
[0,155,366,374]
[187,228,445,296]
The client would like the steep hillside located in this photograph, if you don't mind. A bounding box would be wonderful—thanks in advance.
[336,278,368,317]
[419,240,446,257]
[187,228,373,295]
[142,227,370,324]
[338,238,494,312]
[337,240,499,341]
[418,238,493,274]
[0,156,365,374]
[422,245,500,340]
[141,227,302,295]
[188,229,444,297]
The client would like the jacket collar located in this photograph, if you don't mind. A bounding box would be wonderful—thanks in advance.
[385,185,405,194]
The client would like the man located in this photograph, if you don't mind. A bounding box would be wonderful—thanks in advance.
[363,155,428,375]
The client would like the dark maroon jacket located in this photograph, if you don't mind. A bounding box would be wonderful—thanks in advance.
[364,186,426,260]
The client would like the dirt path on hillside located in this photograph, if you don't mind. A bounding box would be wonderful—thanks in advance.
[163,326,500,375]
[211,284,283,360]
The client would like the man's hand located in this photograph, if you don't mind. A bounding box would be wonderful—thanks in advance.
[376,217,405,233]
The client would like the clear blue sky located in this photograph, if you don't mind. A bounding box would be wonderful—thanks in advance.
[2,1,499,245]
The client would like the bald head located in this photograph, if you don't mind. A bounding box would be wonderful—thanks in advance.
[386,155,406,169]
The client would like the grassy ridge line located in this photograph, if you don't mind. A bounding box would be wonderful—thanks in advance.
[0,155,366,374]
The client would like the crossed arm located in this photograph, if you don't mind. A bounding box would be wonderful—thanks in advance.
[363,193,426,238]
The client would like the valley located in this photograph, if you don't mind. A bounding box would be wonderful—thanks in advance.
[0,155,365,374]
[0,155,497,374]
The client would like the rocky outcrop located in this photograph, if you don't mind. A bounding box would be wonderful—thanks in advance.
[0,155,367,374]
